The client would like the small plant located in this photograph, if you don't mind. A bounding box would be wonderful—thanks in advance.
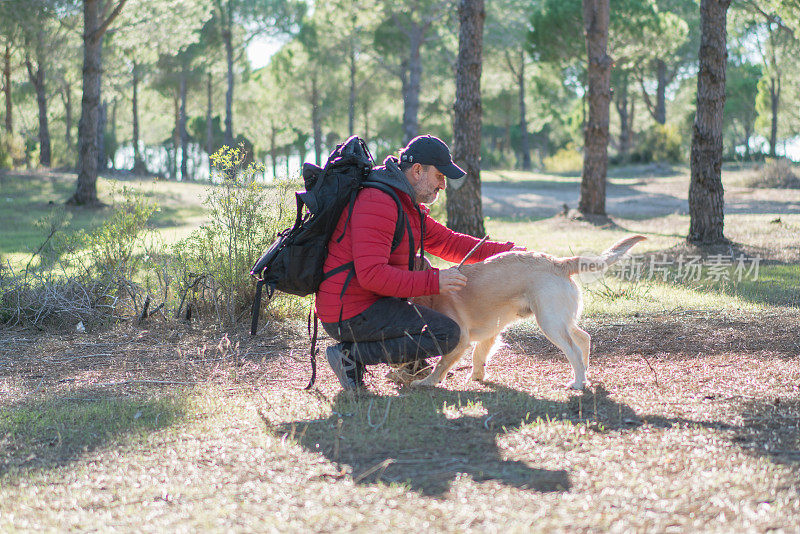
[172,144,296,325]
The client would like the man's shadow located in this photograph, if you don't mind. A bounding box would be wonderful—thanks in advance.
[273,383,642,496]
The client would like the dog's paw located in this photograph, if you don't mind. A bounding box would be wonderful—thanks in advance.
[410,377,437,388]
[567,380,588,390]
[470,371,485,382]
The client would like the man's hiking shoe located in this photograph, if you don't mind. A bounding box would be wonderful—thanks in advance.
[326,345,364,390]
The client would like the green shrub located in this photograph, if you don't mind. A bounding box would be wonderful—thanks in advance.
[632,124,684,164]
[543,145,583,174]
[172,144,296,325]
[81,187,157,280]
[0,132,25,169]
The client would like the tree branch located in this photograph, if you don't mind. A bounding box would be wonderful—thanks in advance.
[91,0,128,42]
[637,74,657,121]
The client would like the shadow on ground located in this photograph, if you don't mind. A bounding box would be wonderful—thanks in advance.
[0,388,186,478]
[276,384,649,496]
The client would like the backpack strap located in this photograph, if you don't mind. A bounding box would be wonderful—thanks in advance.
[304,307,319,390]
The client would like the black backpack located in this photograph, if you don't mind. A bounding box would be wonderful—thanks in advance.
[250,136,419,386]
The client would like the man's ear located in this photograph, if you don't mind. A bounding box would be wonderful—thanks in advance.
[407,162,424,184]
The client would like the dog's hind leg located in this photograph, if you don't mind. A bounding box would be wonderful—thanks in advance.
[471,336,498,382]
[537,315,588,390]
[570,325,591,369]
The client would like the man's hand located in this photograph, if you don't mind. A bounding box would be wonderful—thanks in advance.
[439,267,467,294]
[511,245,527,251]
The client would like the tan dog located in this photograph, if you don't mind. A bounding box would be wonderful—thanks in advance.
[409,235,646,389]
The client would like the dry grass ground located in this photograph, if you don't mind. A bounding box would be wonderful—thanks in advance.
[0,311,798,531]
[1,165,799,531]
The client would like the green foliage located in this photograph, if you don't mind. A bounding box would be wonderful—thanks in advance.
[77,188,158,281]
[0,133,26,169]
[171,144,296,325]
[543,145,582,174]
[631,124,684,164]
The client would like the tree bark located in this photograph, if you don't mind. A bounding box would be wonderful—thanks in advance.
[655,58,667,125]
[614,72,633,163]
[72,0,103,204]
[172,92,179,179]
[179,67,189,180]
[362,98,369,140]
[349,43,356,136]
[447,0,485,238]
[131,60,146,173]
[688,0,731,245]
[26,54,51,167]
[206,73,213,162]
[269,121,277,179]
[97,99,106,172]
[3,44,11,134]
[71,0,127,205]
[517,50,531,171]
[768,76,780,157]
[64,81,72,151]
[402,28,423,144]
[223,28,234,148]
[311,71,322,166]
[579,0,611,217]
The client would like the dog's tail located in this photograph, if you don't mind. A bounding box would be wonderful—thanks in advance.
[559,235,646,276]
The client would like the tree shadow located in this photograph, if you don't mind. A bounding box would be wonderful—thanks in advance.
[273,384,654,496]
[0,387,187,479]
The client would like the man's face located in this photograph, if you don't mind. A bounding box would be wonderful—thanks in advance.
[409,164,447,204]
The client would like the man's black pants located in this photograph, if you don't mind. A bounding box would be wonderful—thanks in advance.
[321,297,461,365]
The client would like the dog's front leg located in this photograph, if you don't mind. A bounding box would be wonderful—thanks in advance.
[411,339,470,388]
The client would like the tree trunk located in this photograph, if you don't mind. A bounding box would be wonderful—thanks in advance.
[97,99,107,172]
[655,59,667,125]
[269,122,277,179]
[614,73,631,163]
[109,97,117,170]
[688,0,730,245]
[3,44,11,133]
[517,50,531,171]
[579,0,611,217]
[64,81,72,151]
[172,92,179,179]
[179,67,189,180]
[768,76,780,157]
[223,28,234,148]
[744,122,752,160]
[70,0,126,205]
[71,0,103,205]
[311,72,322,166]
[206,73,213,163]
[362,98,369,140]
[131,60,146,174]
[402,29,423,144]
[349,43,356,136]
[447,0,485,238]
[26,56,51,167]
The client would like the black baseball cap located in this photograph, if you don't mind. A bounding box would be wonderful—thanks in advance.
[399,135,466,186]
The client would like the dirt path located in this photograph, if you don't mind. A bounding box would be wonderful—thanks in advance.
[482,172,800,219]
